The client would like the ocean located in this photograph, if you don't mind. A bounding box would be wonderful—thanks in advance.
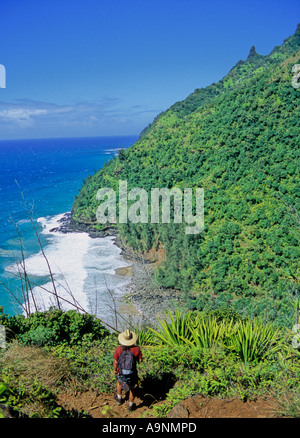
[0,135,137,327]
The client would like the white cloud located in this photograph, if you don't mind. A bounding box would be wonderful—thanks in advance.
[0,108,47,126]
[0,98,159,138]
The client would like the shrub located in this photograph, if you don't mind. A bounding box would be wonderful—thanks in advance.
[0,343,73,417]
[1,308,110,346]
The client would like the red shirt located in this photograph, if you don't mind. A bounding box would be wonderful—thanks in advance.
[113,346,142,373]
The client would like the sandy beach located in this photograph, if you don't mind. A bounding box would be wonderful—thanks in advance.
[114,265,133,277]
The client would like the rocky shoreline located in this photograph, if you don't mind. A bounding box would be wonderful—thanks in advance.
[51,212,183,327]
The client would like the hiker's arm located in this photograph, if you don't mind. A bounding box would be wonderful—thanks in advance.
[114,359,118,375]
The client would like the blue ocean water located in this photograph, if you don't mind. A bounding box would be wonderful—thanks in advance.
[0,136,137,320]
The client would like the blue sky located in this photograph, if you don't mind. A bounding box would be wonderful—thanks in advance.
[0,0,299,139]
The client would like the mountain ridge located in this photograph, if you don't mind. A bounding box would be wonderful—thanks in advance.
[139,23,300,138]
[72,24,300,327]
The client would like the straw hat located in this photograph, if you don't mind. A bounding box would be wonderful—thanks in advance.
[118,329,137,346]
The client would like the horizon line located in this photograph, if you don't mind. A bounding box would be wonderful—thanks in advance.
[0,134,139,143]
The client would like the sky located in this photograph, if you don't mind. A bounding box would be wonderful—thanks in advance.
[0,0,299,140]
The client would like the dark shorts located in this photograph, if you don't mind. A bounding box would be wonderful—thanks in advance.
[117,373,138,392]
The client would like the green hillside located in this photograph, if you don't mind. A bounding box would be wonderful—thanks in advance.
[72,25,300,327]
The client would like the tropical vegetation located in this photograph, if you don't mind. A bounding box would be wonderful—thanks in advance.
[72,24,300,328]
[1,26,300,419]
[0,306,299,418]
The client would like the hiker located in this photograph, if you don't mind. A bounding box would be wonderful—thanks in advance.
[113,329,142,412]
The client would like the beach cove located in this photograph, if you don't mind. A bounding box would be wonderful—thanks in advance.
[53,212,183,330]
[0,136,137,317]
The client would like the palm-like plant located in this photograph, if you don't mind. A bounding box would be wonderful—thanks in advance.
[226,320,283,363]
[136,327,155,346]
[149,311,232,348]
[148,310,193,346]
[147,310,286,364]
[185,315,233,349]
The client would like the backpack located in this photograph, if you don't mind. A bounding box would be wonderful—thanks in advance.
[117,347,136,376]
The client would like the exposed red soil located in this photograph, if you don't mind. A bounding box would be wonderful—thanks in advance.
[57,389,279,419]
[167,395,277,418]
[143,243,166,267]
[57,389,155,418]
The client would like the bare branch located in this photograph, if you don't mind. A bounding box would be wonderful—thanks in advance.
[14,181,61,309]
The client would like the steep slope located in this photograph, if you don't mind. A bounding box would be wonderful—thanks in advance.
[73,25,300,326]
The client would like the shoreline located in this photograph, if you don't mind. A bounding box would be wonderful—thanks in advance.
[52,212,183,327]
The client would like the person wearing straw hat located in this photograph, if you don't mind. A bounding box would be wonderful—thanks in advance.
[113,329,143,412]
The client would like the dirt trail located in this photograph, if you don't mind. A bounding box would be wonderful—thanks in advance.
[57,389,156,418]
[57,389,278,418]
